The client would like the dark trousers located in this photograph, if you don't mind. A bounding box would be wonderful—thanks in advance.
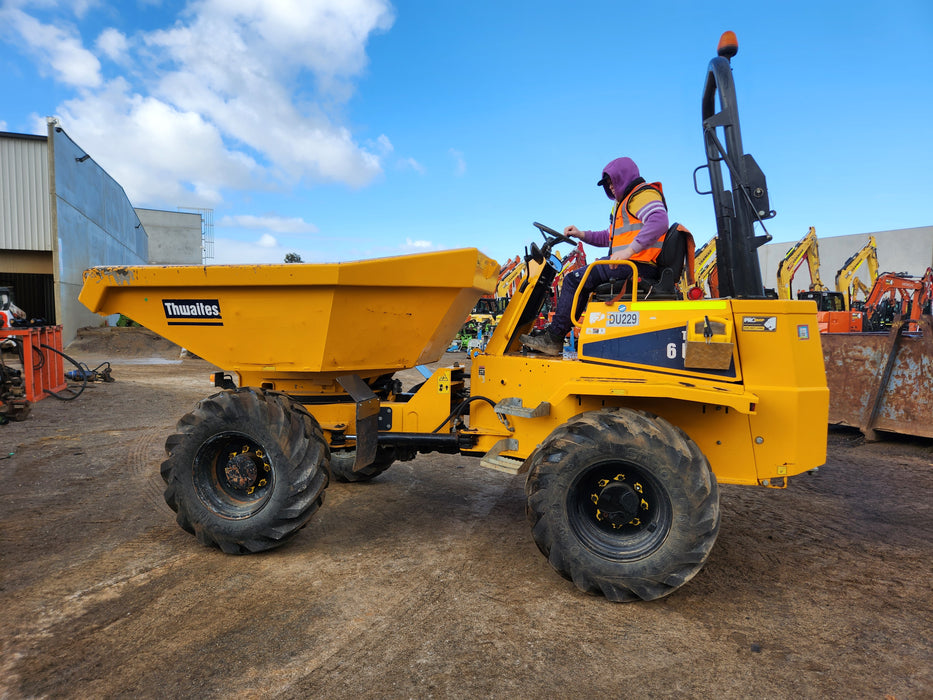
[549,259,656,338]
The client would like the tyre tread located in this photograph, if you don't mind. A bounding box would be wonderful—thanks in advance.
[161,388,329,554]
[525,407,720,602]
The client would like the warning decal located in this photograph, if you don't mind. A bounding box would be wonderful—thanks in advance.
[742,316,777,332]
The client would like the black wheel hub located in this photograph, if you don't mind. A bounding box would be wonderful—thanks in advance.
[594,481,641,527]
[225,452,259,490]
[568,461,673,560]
[193,432,274,519]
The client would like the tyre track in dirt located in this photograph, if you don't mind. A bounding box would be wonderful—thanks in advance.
[127,425,174,511]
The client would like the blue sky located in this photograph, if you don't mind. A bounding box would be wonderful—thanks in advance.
[1,0,931,266]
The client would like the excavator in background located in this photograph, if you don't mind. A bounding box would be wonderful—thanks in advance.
[778,227,859,332]
[835,236,879,311]
[496,255,526,298]
[860,268,933,333]
[692,237,718,298]
[456,255,530,351]
[850,277,872,307]
[776,226,829,298]
[770,226,931,440]
[0,287,26,343]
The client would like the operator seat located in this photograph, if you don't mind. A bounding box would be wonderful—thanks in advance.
[591,223,694,302]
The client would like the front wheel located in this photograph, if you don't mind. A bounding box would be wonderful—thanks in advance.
[525,408,719,601]
[161,389,329,554]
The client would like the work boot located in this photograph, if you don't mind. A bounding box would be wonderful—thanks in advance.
[519,331,564,356]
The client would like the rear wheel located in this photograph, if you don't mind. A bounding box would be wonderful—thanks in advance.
[525,408,719,601]
[329,446,396,482]
[161,389,329,553]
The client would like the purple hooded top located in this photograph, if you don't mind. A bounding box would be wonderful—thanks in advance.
[585,157,669,253]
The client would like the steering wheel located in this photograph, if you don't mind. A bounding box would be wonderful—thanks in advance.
[533,221,576,247]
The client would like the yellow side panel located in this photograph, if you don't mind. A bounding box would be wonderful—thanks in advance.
[731,299,829,479]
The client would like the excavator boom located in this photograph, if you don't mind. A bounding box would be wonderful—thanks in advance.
[776,227,827,299]
[835,236,879,310]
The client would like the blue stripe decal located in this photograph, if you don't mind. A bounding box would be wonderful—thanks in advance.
[583,327,737,378]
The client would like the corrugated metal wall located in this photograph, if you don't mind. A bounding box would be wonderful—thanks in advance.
[0,133,51,251]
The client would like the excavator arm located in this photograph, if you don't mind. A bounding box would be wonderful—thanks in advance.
[496,256,527,298]
[692,237,718,297]
[776,227,827,299]
[835,236,879,310]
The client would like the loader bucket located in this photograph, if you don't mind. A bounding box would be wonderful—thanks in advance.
[79,248,499,379]
[822,315,933,440]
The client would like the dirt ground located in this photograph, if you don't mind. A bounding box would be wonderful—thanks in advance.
[1,328,931,699]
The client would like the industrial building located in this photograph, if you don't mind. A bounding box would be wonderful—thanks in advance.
[0,123,206,344]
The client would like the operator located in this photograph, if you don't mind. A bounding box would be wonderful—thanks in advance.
[520,156,669,355]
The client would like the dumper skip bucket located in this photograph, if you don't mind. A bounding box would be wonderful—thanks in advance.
[79,248,499,378]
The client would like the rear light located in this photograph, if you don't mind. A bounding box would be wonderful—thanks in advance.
[687,286,705,300]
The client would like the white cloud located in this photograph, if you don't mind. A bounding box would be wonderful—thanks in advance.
[211,236,287,265]
[375,134,393,154]
[397,157,425,175]
[142,0,395,188]
[1,7,102,88]
[219,214,318,234]
[404,237,432,249]
[70,0,104,20]
[258,233,277,248]
[449,148,466,176]
[95,28,128,62]
[196,0,395,84]
[5,0,397,206]
[54,78,258,205]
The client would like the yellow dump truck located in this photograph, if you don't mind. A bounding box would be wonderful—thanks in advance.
[79,33,828,602]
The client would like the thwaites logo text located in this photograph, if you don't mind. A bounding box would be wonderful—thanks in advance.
[162,299,223,326]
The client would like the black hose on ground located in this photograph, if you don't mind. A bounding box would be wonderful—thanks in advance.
[3,335,46,371]
[38,343,89,400]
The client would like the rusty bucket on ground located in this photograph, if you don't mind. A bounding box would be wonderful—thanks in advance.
[822,315,933,440]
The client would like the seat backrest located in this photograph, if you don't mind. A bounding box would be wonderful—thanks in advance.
[656,223,688,279]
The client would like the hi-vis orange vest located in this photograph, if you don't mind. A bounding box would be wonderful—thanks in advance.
[609,181,666,263]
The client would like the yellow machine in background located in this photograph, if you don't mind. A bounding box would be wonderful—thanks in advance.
[693,237,718,297]
[79,33,827,602]
[835,236,879,311]
[782,227,869,332]
[776,226,826,299]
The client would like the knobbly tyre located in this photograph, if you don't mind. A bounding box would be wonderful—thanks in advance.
[78,33,827,602]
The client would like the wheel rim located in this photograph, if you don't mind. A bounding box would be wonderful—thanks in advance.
[193,431,275,519]
[567,459,672,560]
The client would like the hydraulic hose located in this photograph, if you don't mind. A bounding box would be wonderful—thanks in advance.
[38,343,89,400]
[431,395,498,434]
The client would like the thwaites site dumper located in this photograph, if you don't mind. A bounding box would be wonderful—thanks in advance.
[79,33,828,602]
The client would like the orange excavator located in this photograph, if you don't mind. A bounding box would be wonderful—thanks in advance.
[861,268,933,332]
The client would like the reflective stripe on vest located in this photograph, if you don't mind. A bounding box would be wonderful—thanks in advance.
[609,182,665,263]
